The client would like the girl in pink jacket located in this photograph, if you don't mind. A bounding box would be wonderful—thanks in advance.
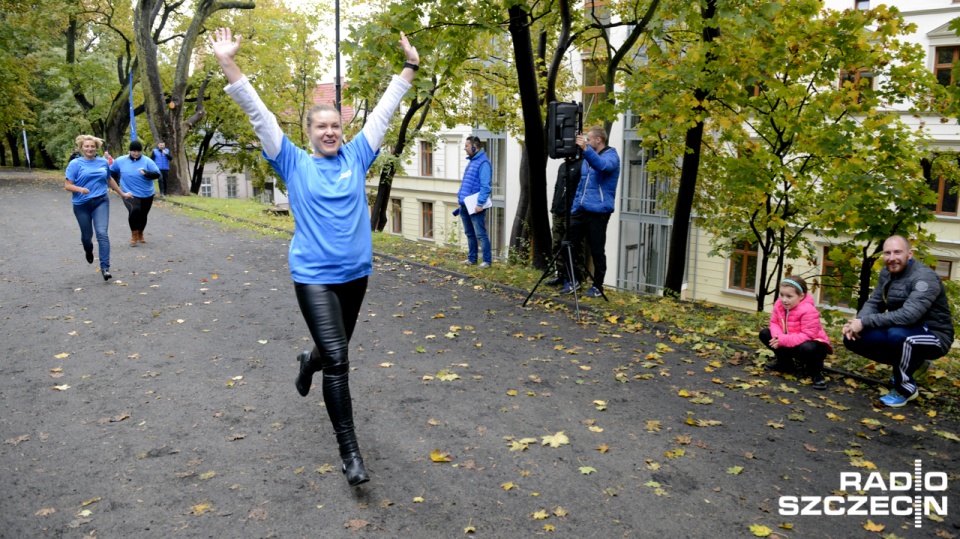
[759,276,833,389]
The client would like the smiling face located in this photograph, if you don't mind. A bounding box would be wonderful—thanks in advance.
[309,109,343,158]
[463,140,477,157]
[882,236,913,275]
[80,140,99,159]
[778,285,804,310]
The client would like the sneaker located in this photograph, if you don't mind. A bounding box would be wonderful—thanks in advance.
[812,373,827,390]
[560,280,578,294]
[545,274,564,287]
[460,259,475,266]
[479,262,491,268]
[584,286,603,298]
[879,389,918,408]
[888,360,930,386]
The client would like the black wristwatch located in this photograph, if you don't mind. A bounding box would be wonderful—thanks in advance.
[403,62,420,72]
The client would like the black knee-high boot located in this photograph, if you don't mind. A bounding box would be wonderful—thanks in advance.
[322,354,369,486]
[295,347,322,397]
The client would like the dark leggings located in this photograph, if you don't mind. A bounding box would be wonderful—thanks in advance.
[294,277,367,457]
[759,328,828,375]
[122,195,154,232]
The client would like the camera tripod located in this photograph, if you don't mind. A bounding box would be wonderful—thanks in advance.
[522,157,607,322]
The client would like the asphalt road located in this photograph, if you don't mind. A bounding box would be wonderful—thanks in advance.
[1,170,958,538]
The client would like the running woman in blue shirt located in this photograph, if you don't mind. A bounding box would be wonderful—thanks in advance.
[64,134,132,281]
[211,27,420,487]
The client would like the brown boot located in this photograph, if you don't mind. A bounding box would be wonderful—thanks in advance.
[130,231,138,246]
[137,230,146,243]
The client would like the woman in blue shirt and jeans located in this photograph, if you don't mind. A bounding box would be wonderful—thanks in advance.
[64,135,132,281]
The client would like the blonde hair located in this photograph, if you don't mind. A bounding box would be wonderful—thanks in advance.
[306,104,341,130]
[75,135,104,149]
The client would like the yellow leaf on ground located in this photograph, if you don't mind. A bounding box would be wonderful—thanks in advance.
[413,496,424,503]
[863,520,884,532]
[532,510,549,520]
[588,426,603,433]
[749,523,772,536]
[935,430,960,442]
[553,506,569,517]
[190,503,212,516]
[379,362,394,368]
[430,449,452,462]
[501,482,516,491]
[54,353,70,359]
[541,432,570,448]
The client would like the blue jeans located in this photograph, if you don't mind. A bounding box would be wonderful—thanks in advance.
[73,194,111,271]
[460,204,491,264]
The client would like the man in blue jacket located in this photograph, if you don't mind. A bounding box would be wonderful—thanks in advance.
[457,135,493,267]
[560,126,620,298]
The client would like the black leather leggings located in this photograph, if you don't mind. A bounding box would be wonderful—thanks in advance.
[294,277,367,457]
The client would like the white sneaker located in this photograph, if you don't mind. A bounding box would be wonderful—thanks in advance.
[479,262,491,268]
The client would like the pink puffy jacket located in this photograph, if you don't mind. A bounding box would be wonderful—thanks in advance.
[770,293,833,354]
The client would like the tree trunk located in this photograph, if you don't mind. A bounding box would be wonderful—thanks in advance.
[0,138,6,167]
[135,0,255,196]
[507,5,551,270]
[510,144,531,258]
[6,132,21,167]
[370,98,426,231]
[663,116,704,296]
[857,244,878,312]
[663,0,719,297]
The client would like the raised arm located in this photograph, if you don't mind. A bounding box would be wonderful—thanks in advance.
[210,28,283,158]
[363,32,419,151]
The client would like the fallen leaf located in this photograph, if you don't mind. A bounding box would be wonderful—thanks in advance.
[749,523,772,537]
[532,510,549,520]
[553,506,569,517]
[430,449,452,463]
[35,508,56,517]
[344,519,369,531]
[541,432,569,448]
[501,482,516,491]
[596,444,609,453]
[54,353,70,359]
[934,430,960,442]
[803,443,818,452]
[413,496,424,503]
[766,421,784,429]
[52,384,71,391]
[4,435,29,446]
[863,520,884,532]
[727,466,743,475]
[579,466,596,475]
[316,463,336,474]
[190,502,212,516]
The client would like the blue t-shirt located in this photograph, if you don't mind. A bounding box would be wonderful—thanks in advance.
[65,157,111,205]
[266,133,377,284]
[110,155,160,198]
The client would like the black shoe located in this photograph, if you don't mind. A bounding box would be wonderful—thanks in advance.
[85,250,94,264]
[342,452,369,486]
[545,275,564,287]
[763,361,792,373]
[101,269,112,281]
[812,373,827,390]
[295,350,317,397]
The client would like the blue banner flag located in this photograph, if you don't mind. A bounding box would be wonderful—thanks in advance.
[129,70,137,141]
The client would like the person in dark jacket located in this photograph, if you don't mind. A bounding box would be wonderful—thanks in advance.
[546,157,584,286]
[560,126,620,298]
[842,235,955,407]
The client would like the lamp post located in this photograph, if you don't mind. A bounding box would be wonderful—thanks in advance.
[335,0,341,113]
